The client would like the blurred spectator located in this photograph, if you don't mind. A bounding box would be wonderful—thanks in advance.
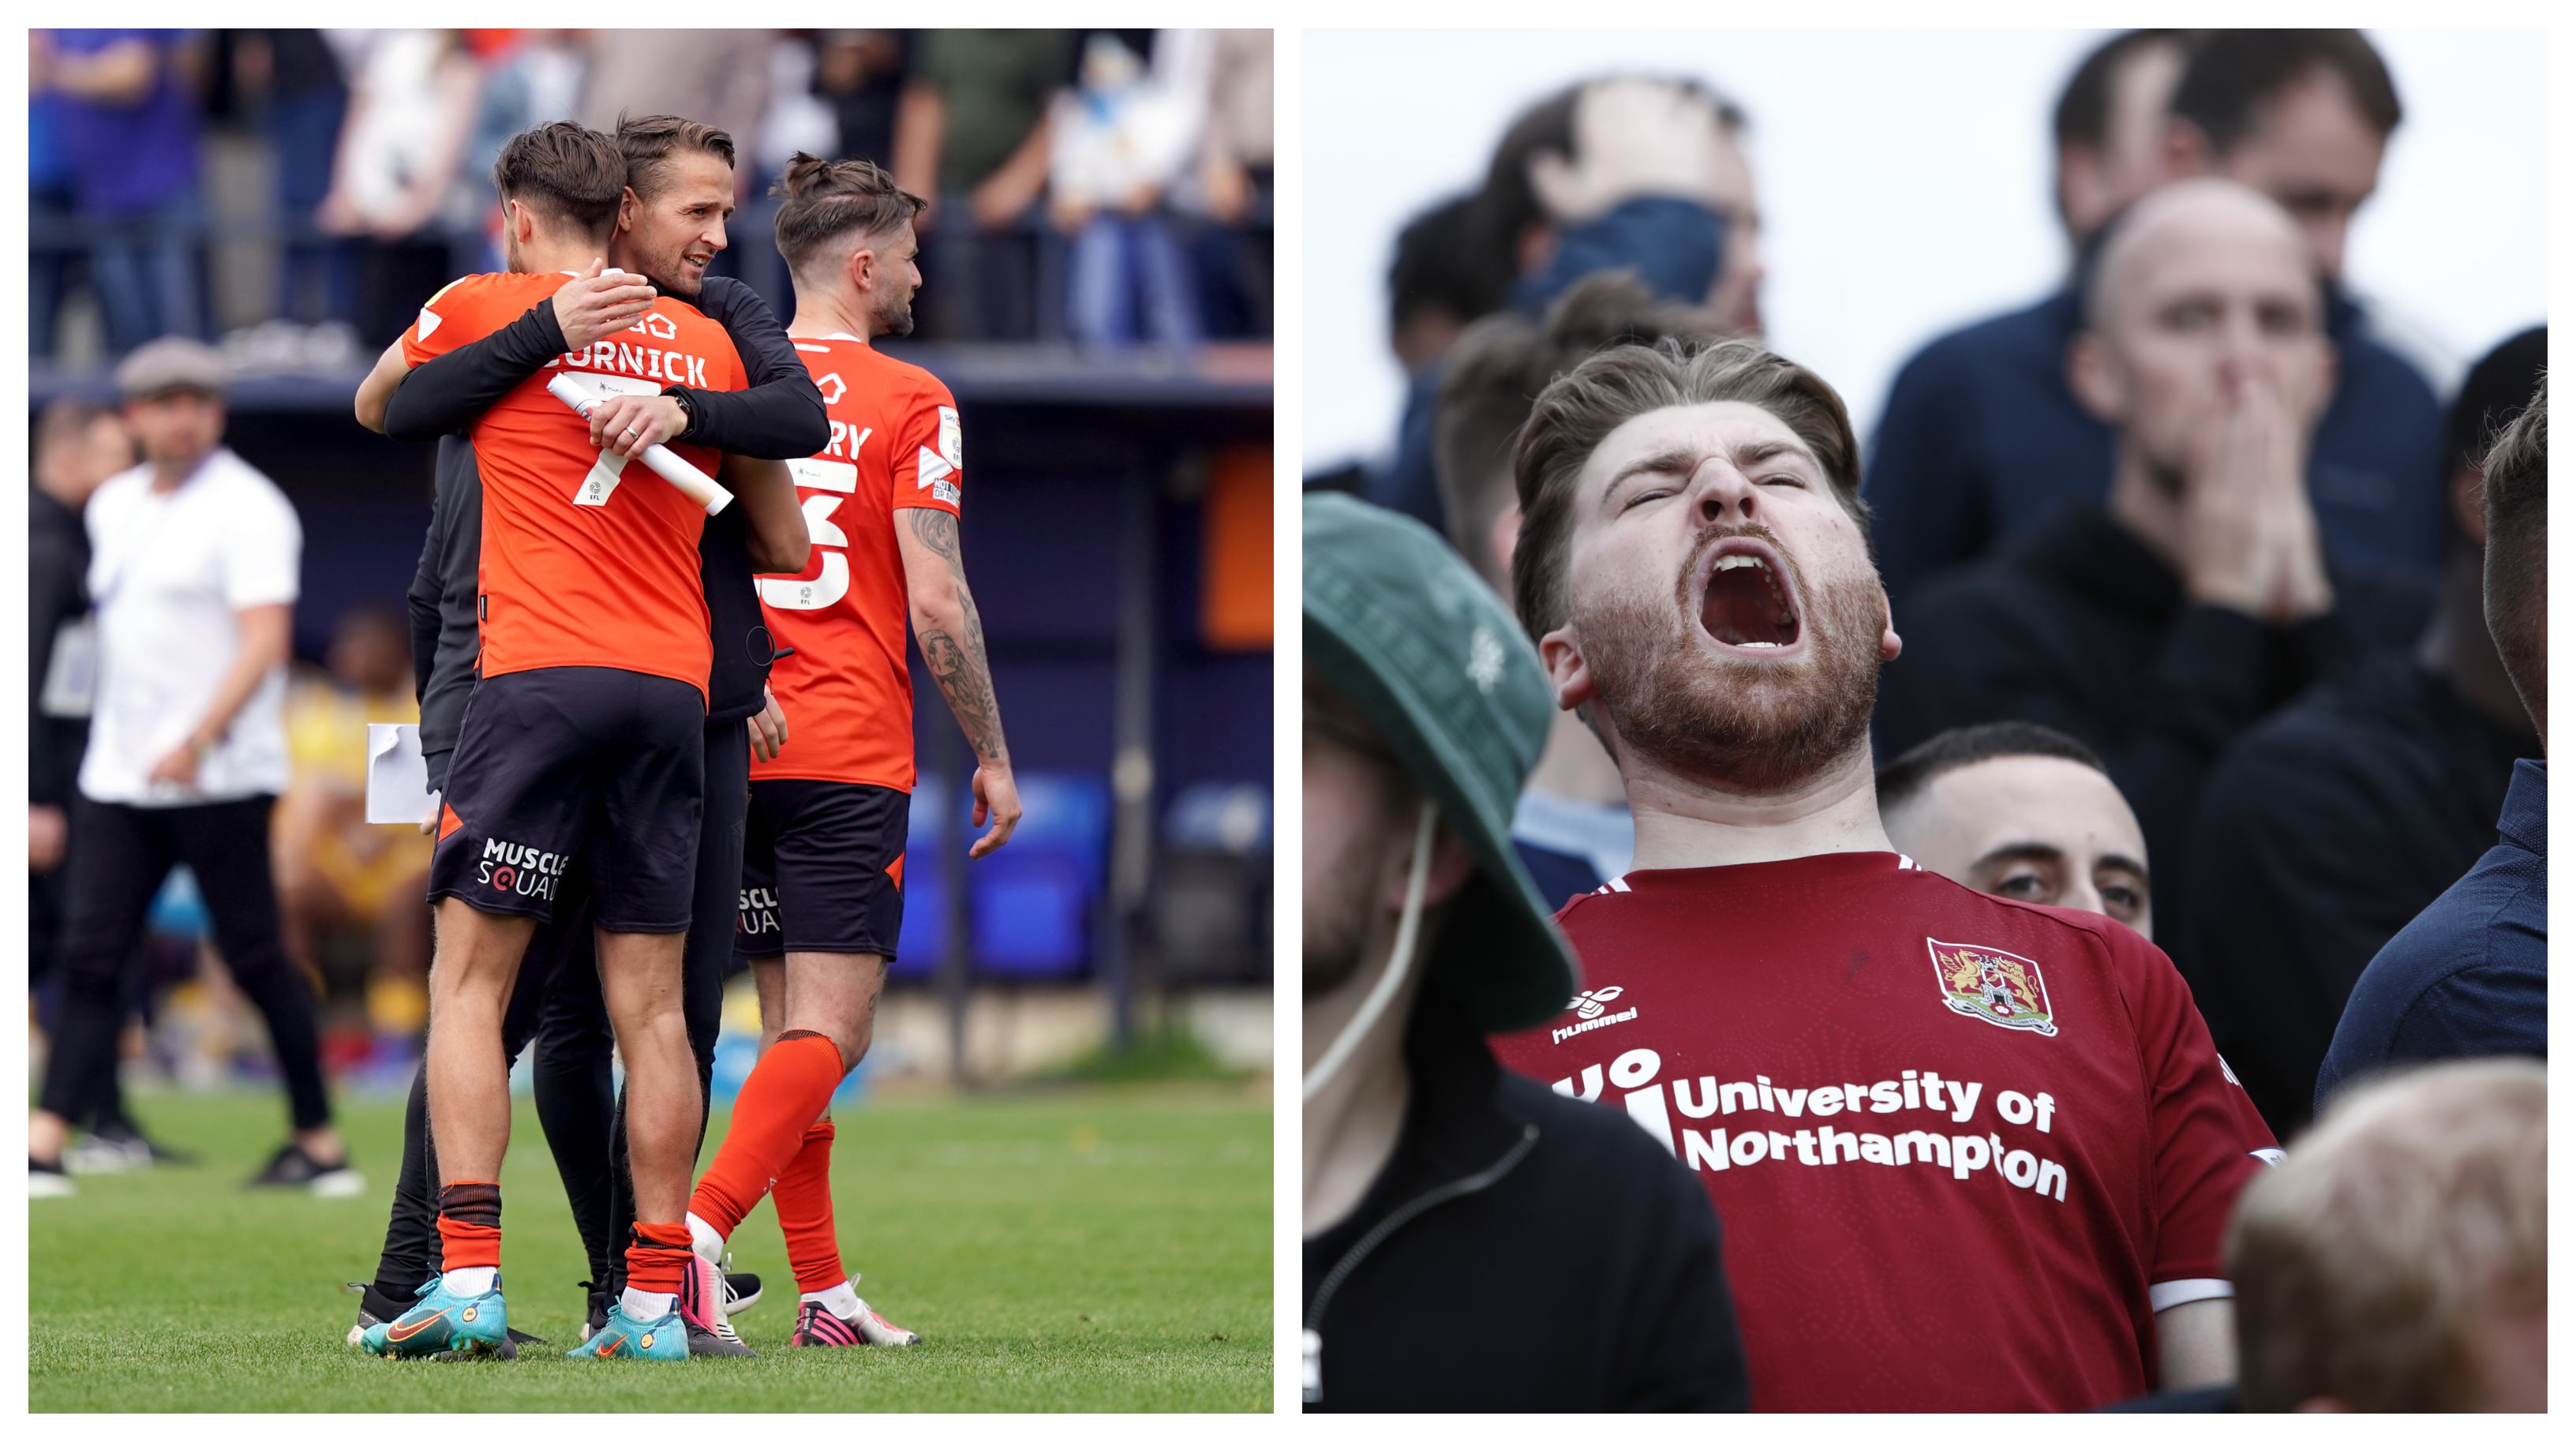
[31,401,133,873]
[1049,32,1203,347]
[1875,180,2432,950]
[1297,193,1481,499]
[1368,76,1756,531]
[1488,77,1758,326]
[1878,722,2155,939]
[32,28,209,356]
[30,43,85,361]
[455,29,588,275]
[578,28,773,201]
[2181,330,2545,1136]
[1432,272,1724,905]
[29,339,353,1200]
[897,28,1077,339]
[2055,29,2197,243]
[316,30,481,346]
[274,609,432,1071]
[1867,30,2443,612]
[1388,197,1485,377]
[738,32,841,310]
[28,399,178,1169]
[2226,1058,2544,1412]
[814,29,911,167]
[1174,28,1273,339]
[1301,492,1749,1411]
[2319,379,2547,1107]
[232,29,358,329]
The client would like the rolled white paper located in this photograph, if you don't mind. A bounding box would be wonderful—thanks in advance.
[545,372,733,514]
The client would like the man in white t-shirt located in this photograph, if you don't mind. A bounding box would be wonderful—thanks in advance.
[28,339,358,1200]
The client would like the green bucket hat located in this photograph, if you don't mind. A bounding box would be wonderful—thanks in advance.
[1302,491,1581,1035]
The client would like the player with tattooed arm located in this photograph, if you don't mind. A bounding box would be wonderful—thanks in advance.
[683,152,1023,1349]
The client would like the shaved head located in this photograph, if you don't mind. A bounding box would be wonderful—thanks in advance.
[2069,177,2336,485]
[2086,178,2315,335]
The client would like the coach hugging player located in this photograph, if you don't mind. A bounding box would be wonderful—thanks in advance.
[340,113,1016,1363]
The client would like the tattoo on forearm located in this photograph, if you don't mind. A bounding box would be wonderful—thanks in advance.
[910,509,1007,763]
[911,507,964,572]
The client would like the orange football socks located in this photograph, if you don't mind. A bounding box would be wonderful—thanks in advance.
[436,1181,502,1271]
[626,1219,693,1298]
[772,1118,848,1294]
[688,1031,845,1239]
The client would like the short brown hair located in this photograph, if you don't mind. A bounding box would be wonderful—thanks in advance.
[1511,338,1871,646]
[2481,375,2547,717]
[769,152,927,278]
[490,122,626,240]
[2228,1058,2546,1410]
[616,113,736,200]
[1436,272,1728,594]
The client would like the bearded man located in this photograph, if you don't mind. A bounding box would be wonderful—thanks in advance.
[1488,337,2279,1412]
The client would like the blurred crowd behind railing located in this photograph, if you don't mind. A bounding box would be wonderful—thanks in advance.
[30,28,1275,372]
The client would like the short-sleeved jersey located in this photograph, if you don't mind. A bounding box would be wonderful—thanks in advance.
[750,334,963,790]
[402,271,749,699]
[1491,852,2278,1413]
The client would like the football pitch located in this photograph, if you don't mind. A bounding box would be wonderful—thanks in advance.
[29,1081,1273,1411]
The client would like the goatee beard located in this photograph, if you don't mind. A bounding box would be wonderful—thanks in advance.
[1580,522,1883,794]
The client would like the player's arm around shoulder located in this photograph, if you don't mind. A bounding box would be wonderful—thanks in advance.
[895,494,1019,856]
[354,338,412,433]
[681,276,830,458]
[724,453,809,574]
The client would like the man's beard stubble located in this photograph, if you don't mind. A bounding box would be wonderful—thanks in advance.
[1578,522,1885,795]
[875,288,915,339]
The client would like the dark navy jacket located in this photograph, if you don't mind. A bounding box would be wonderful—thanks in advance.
[2180,655,2539,1135]
[2316,758,2547,1111]
[1865,285,2446,611]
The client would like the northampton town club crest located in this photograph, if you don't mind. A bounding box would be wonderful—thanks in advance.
[1927,938,2057,1036]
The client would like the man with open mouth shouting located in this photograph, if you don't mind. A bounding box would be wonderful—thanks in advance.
[1488,338,2278,1412]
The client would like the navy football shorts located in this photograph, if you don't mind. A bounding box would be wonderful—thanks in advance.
[734,778,908,961]
[429,666,706,933]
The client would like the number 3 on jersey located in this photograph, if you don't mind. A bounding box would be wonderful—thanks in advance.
[758,458,858,611]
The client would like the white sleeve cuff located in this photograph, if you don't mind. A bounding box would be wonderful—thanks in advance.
[2149,1279,2233,1312]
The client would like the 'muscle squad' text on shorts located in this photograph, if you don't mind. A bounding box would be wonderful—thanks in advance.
[735,778,907,961]
[431,666,706,933]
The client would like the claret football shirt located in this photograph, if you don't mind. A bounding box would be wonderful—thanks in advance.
[1492,852,2278,1413]
[402,271,749,697]
[751,334,964,791]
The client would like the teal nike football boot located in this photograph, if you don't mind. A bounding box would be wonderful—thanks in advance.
[567,1303,688,1360]
[361,1273,512,1359]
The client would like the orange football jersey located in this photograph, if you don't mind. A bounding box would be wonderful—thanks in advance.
[402,271,749,698]
[751,335,964,789]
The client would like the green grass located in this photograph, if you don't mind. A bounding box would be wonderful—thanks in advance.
[29,1081,1272,1411]
[1050,1024,1249,1084]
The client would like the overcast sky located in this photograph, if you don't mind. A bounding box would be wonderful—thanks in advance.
[1300,28,2548,474]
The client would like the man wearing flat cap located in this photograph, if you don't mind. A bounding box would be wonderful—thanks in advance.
[1301,491,1749,1412]
[28,338,358,1199]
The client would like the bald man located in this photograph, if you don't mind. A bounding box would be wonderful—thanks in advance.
[1877,178,2431,953]
[1867,30,2443,613]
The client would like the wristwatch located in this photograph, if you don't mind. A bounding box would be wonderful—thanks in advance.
[662,385,701,443]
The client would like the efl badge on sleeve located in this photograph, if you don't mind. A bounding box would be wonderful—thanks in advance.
[1927,939,2057,1036]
